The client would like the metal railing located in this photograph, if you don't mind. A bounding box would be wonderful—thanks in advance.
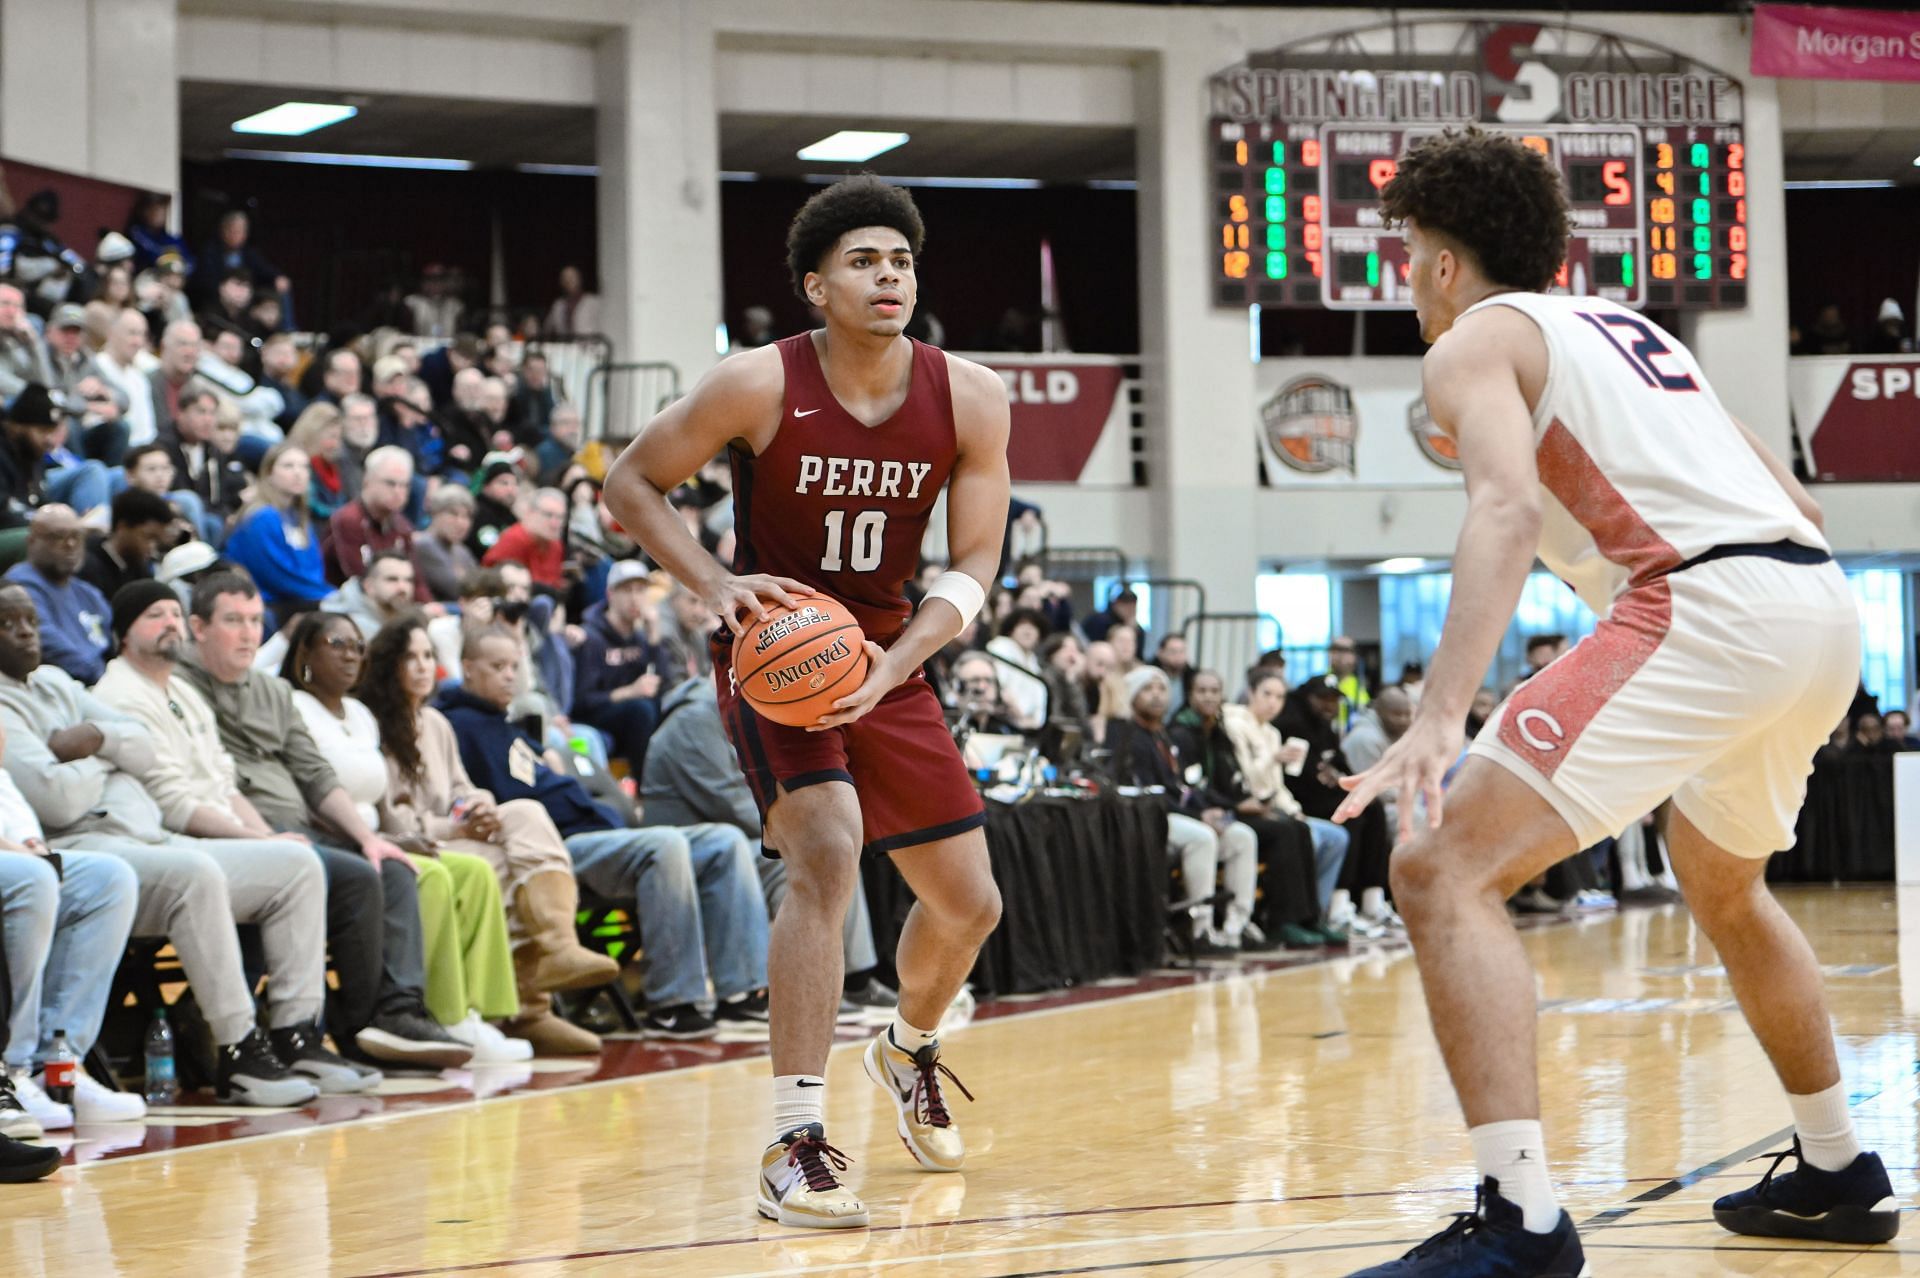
[1180,612,1284,693]
[586,361,686,444]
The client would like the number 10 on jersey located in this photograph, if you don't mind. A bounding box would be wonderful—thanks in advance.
[821,509,886,572]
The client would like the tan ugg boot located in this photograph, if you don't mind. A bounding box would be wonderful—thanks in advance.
[516,870,622,993]
[501,955,603,1055]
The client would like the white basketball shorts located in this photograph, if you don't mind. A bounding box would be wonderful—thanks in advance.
[1470,555,1858,858]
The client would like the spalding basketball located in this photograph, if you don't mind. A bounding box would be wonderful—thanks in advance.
[732,596,871,727]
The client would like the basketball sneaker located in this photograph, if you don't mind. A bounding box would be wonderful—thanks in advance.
[863,1030,972,1172]
[1344,1178,1588,1276]
[1712,1138,1900,1244]
[757,1123,869,1228]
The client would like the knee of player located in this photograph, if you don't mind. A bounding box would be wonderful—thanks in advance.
[1387,837,1451,904]
[778,841,862,908]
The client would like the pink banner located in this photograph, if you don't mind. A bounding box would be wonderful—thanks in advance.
[1752,5,1920,83]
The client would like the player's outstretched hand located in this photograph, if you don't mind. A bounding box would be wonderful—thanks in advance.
[709,573,813,635]
[1332,717,1462,843]
[809,641,894,731]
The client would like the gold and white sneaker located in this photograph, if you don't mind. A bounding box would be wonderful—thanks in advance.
[863,1030,973,1173]
[757,1124,869,1228]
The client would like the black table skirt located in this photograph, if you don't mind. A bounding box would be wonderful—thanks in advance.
[1769,749,1896,882]
[862,794,1169,997]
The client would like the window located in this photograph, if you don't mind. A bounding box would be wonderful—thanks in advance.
[1256,571,1333,670]
[1378,571,1596,691]
[1847,569,1907,715]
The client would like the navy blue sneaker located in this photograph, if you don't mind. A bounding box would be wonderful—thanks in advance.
[1713,1138,1900,1243]
[1345,1177,1589,1276]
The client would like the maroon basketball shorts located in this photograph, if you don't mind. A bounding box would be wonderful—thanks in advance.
[713,643,985,858]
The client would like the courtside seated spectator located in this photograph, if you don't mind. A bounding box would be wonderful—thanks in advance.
[2,384,109,536]
[175,571,472,1070]
[948,651,1021,735]
[1343,684,1417,837]
[1083,586,1146,654]
[482,487,567,591]
[1225,667,1352,928]
[416,486,477,602]
[224,443,332,620]
[2,581,343,1105]
[439,625,769,1040]
[1155,634,1195,717]
[326,446,425,597]
[640,673,895,1012]
[1040,631,1088,733]
[5,506,109,684]
[1278,673,1399,935]
[985,608,1048,731]
[82,488,172,601]
[573,559,667,777]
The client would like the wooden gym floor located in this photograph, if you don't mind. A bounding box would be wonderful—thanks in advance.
[8,885,1920,1276]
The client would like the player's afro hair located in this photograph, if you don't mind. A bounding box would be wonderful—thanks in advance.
[1379,127,1571,292]
[786,175,925,302]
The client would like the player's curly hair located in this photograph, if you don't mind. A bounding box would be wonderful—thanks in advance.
[785,175,925,302]
[1379,127,1571,292]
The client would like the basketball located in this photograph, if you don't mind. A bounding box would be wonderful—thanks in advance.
[732,596,871,727]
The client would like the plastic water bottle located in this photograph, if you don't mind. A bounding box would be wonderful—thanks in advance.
[144,1007,178,1106]
[44,1030,77,1107]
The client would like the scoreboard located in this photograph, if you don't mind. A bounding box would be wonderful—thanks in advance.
[1209,19,1751,312]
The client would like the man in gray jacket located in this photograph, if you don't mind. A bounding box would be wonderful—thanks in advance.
[0,581,342,1105]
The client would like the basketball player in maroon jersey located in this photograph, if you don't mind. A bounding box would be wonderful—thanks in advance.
[605,176,1010,1228]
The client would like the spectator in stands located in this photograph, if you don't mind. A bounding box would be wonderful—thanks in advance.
[3,581,346,1103]
[120,443,202,548]
[735,305,777,349]
[1342,684,1416,836]
[336,391,379,492]
[1105,665,1256,955]
[1154,633,1195,717]
[405,265,463,339]
[640,673,892,1012]
[2,384,109,529]
[1226,667,1352,934]
[125,193,191,276]
[469,458,520,557]
[1523,633,1567,676]
[257,333,306,430]
[362,614,619,1056]
[1851,711,1887,752]
[1885,710,1917,751]
[5,506,109,684]
[483,486,568,591]
[440,625,769,1040]
[1808,303,1852,356]
[200,268,259,343]
[1040,631,1087,732]
[159,382,244,544]
[544,265,602,337]
[1467,686,1499,738]
[478,377,519,449]
[176,571,470,1068]
[1108,622,1140,674]
[257,548,420,672]
[285,402,348,522]
[1865,299,1914,355]
[44,303,128,465]
[573,559,666,776]
[325,445,421,592]
[95,308,158,449]
[197,212,287,309]
[986,608,1049,731]
[654,582,716,688]
[81,488,171,601]
[1278,673,1399,935]
[148,320,201,432]
[488,561,579,751]
[0,284,51,404]
[416,486,477,602]
[1082,586,1146,653]
[949,651,1021,735]
[1081,638,1128,738]
[427,567,501,675]
[1326,635,1369,730]
[224,443,331,620]
[514,351,558,437]
[1398,661,1425,706]
[1171,669,1338,947]
[535,403,583,487]
[316,348,362,408]
[139,252,193,328]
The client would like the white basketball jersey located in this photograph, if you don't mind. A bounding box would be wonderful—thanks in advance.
[1460,292,1826,616]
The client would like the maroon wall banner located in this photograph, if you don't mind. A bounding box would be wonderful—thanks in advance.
[1752,5,1920,84]
[1792,356,1920,480]
[977,359,1128,484]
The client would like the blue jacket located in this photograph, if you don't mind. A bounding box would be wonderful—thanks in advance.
[435,685,623,839]
[4,563,109,685]
[572,601,663,726]
[224,506,330,605]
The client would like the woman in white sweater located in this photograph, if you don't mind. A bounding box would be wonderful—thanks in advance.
[281,612,528,1063]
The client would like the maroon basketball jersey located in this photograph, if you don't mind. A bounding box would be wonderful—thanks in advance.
[729,333,958,641]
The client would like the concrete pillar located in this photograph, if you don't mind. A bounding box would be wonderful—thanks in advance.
[595,0,722,420]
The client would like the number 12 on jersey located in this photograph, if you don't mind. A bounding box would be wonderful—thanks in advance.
[821,509,887,572]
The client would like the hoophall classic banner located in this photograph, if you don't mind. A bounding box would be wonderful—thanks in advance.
[1752,5,1920,84]
[1790,355,1920,481]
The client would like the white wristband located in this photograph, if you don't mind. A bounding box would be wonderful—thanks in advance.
[922,570,985,630]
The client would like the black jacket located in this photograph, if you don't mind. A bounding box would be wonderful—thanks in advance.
[1103,717,1197,814]
[1168,706,1251,810]
[160,430,248,518]
[1275,691,1348,820]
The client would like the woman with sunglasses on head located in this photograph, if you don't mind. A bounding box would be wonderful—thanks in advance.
[358,612,617,1056]
[280,612,527,1063]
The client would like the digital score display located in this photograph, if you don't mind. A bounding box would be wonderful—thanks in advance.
[1315,124,1645,309]
[1208,18,1751,313]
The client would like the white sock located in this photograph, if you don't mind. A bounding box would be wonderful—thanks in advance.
[771,1075,825,1146]
[1360,886,1387,919]
[888,1013,939,1057]
[1470,1120,1561,1234]
[1789,1081,1863,1172]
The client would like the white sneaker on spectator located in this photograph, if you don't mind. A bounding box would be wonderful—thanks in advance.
[1325,889,1357,931]
[1362,902,1407,932]
[74,1067,146,1123]
[0,1075,41,1138]
[9,1073,72,1132]
[448,1012,534,1065]
[1344,913,1388,941]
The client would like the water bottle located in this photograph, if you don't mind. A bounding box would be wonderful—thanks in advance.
[44,1030,76,1107]
[144,1007,178,1106]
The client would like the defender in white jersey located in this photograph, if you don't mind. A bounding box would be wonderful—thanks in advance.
[1333,131,1897,1278]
